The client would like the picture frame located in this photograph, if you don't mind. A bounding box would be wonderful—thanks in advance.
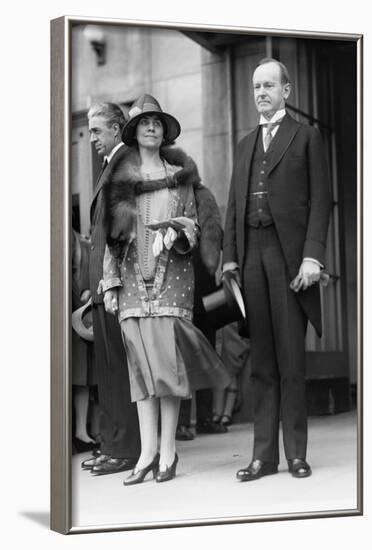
[51,15,363,534]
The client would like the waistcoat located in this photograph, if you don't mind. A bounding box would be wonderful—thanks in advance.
[246,128,274,227]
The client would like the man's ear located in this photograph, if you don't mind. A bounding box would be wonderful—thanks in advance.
[283,83,291,100]
[112,122,120,137]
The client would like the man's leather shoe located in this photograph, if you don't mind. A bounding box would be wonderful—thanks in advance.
[236,459,278,482]
[91,457,137,476]
[288,458,312,478]
[81,453,110,470]
[176,425,194,441]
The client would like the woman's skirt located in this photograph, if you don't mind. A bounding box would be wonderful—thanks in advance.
[121,316,230,402]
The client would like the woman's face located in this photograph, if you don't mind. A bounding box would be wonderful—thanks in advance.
[135,114,164,150]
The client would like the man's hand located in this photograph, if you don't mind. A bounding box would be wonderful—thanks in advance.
[80,289,92,303]
[290,260,321,292]
[104,289,119,315]
[222,263,242,287]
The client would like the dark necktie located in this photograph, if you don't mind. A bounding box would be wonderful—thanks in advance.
[102,158,108,170]
[262,119,283,151]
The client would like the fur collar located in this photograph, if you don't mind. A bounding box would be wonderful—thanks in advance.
[109,146,201,192]
[104,146,222,274]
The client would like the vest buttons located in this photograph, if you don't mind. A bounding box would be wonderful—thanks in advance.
[258,208,263,213]
[258,181,264,186]
[91,245,95,251]
[263,160,267,165]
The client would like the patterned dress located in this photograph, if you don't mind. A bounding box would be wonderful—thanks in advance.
[103,161,230,401]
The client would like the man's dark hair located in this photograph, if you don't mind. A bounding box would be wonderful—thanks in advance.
[256,57,291,84]
[87,102,126,131]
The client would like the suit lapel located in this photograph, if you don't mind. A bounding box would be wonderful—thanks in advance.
[266,113,300,175]
[90,144,127,220]
[91,165,109,210]
[240,127,259,207]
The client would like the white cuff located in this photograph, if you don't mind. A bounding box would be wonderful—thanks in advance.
[222,262,239,273]
[303,257,323,269]
[100,277,122,293]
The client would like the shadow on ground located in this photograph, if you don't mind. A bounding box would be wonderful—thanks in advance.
[19,511,50,529]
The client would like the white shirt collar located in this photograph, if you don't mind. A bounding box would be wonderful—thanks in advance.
[105,141,124,164]
[259,108,286,126]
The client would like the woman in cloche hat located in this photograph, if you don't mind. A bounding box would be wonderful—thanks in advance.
[100,94,229,485]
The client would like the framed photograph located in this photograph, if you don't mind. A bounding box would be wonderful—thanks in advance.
[51,15,363,534]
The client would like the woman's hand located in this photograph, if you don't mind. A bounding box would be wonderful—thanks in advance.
[104,289,119,315]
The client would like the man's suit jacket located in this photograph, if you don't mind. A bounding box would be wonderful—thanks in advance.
[86,144,128,304]
[223,113,332,336]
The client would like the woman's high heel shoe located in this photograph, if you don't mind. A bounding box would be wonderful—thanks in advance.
[156,453,178,483]
[123,453,160,486]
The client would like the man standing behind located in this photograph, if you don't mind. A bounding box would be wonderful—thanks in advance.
[81,102,140,475]
[223,58,331,481]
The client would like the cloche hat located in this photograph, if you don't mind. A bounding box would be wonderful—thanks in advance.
[122,93,181,146]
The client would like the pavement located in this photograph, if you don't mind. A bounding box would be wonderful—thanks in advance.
[71,410,358,531]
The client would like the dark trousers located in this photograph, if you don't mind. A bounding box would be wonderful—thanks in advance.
[178,389,214,426]
[92,304,140,459]
[243,225,308,464]
[178,314,216,426]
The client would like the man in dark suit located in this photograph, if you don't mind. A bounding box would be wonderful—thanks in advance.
[80,102,140,475]
[223,58,331,481]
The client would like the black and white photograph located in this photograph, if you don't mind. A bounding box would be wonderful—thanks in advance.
[4,0,372,547]
[50,15,362,534]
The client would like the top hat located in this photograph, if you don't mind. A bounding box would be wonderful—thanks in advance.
[202,271,246,331]
[72,298,94,342]
[122,93,181,146]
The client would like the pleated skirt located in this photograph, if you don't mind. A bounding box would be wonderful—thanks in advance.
[121,316,230,402]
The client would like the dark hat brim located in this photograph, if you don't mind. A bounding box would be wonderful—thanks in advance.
[202,272,246,330]
[122,111,181,146]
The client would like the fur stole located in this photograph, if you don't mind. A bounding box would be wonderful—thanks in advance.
[103,146,223,274]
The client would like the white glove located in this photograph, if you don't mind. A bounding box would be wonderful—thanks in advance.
[152,230,164,257]
[163,227,178,250]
